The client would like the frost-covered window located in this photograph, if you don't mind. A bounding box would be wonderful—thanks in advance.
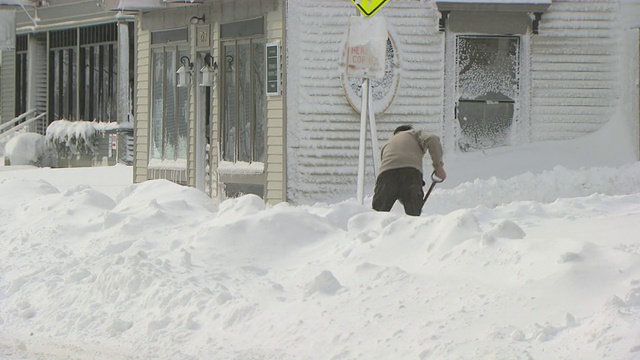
[456,35,519,151]
[221,39,266,163]
[150,45,189,161]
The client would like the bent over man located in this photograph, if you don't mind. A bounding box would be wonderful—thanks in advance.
[372,125,447,216]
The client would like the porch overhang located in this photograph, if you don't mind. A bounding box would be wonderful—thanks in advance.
[436,0,551,13]
[436,0,552,33]
[104,0,203,11]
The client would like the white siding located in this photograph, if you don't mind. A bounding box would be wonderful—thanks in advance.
[0,50,15,122]
[265,0,286,204]
[286,0,442,204]
[530,0,620,140]
[133,20,150,184]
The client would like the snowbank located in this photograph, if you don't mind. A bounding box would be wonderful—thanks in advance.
[0,164,638,359]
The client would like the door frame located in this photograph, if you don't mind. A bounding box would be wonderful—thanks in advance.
[442,29,532,154]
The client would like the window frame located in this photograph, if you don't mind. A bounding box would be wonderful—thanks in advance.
[15,35,28,117]
[454,34,521,151]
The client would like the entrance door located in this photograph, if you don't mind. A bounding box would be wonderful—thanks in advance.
[456,36,519,151]
[195,51,212,193]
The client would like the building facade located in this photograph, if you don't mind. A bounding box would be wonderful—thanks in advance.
[2,1,638,202]
[127,0,639,204]
[132,0,285,202]
[0,0,135,164]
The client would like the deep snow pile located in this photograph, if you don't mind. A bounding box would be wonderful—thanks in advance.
[0,163,639,359]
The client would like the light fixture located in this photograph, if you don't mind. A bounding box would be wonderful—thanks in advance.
[176,55,193,88]
[110,0,164,11]
[532,12,543,34]
[225,54,234,70]
[199,54,218,88]
[190,14,205,24]
[438,11,449,32]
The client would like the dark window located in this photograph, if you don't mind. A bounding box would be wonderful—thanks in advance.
[15,34,28,116]
[79,24,118,121]
[49,28,77,120]
[48,23,119,122]
[151,28,188,45]
[220,17,264,39]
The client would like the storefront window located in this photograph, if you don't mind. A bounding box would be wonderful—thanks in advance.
[221,38,266,163]
[150,46,189,161]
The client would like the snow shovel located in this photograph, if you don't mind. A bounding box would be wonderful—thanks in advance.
[422,171,444,206]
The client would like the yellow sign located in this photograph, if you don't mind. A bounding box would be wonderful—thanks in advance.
[350,0,389,17]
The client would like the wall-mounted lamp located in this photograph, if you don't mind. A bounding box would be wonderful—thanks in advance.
[176,55,193,88]
[532,12,543,35]
[190,14,205,25]
[225,54,234,71]
[199,54,218,88]
[438,11,449,32]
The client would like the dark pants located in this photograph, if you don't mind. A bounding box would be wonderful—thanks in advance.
[372,167,424,216]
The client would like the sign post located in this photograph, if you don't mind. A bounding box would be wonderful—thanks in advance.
[343,13,388,204]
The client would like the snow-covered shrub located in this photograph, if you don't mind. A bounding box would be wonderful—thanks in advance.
[5,132,57,167]
[45,120,103,159]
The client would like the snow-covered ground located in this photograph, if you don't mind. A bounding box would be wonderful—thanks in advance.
[0,128,639,359]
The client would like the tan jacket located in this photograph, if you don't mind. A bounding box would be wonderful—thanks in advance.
[378,129,444,175]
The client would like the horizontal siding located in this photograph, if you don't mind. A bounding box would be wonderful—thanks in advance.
[265,0,286,204]
[1,50,16,123]
[287,0,442,204]
[133,22,150,184]
[531,0,620,141]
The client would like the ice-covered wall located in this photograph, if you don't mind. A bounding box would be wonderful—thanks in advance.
[285,0,636,204]
[286,0,441,204]
[530,0,620,141]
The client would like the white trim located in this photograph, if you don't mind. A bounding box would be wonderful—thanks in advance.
[17,16,117,33]
[218,161,264,175]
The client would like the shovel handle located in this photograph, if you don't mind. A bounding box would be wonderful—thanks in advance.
[431,171,444,184]
[423,172,442,205]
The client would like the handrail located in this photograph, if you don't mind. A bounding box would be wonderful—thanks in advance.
[0,109,37,133]
[0,112,47,142]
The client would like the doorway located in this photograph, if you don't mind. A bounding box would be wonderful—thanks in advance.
[195,51,212,193]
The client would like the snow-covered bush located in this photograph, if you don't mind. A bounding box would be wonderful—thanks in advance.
[4,132,57,167]
[45,120,101,158]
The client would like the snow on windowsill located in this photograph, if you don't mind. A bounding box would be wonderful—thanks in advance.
[218,161,265,175]
[148,158,187,171]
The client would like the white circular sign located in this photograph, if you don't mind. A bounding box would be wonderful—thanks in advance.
[342,36,400,115]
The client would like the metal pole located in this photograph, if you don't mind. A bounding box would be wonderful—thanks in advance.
[367,79,380,174]
[357,77,369,204]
